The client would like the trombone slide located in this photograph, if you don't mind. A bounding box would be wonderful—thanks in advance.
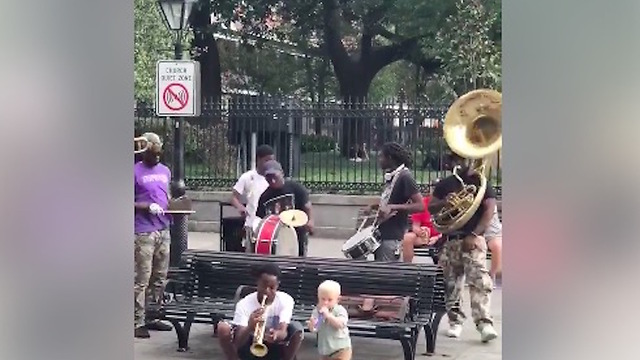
[134,136,151,154]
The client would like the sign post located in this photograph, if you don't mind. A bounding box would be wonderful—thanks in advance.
[155,59,201,267]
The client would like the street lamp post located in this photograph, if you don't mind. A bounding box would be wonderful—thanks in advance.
[158,0,196,267]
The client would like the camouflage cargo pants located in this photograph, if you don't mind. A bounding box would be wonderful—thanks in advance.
[134,229,170,329]
[440,236,494,326]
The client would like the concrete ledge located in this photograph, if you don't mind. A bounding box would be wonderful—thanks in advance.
[188,220,217,233]
[312,227,356,240]
[186,190,502,239]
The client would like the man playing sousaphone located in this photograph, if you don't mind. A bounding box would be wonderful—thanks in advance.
[361,142,424,262]
[428,89,501,343]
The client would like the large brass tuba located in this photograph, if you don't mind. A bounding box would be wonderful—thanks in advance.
[432,89,502,233]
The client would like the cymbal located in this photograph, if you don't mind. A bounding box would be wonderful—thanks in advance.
[279,209,308,228]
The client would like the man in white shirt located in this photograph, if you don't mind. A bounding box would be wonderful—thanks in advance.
[216,263,304,360]
[230,145,275,252]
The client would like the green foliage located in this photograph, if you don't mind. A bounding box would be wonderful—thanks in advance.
[220,42,308,95]
[272,0,455,96]
[134,0,502,104]
[301,134,337,153]
[425,0,502,102]
[368,61,419,102]
[134,0,195,102]
[134,0,174,102]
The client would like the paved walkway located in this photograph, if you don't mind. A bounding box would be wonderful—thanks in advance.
[134,232,502,360]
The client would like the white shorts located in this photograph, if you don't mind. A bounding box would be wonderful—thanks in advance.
[484,211,502,239]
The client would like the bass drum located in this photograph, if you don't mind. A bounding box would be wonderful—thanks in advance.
[251,216,299,256]
[252,215,280,255]
[276,225,298,257]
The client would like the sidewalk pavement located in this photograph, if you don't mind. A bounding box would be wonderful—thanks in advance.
[134,232,502,360]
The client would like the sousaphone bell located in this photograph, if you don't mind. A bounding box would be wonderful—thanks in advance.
[432,89,502,233]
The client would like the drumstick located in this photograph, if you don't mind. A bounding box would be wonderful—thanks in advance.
[164,210,196,214]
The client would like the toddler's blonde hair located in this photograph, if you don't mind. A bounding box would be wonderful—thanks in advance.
[317,280,341,297]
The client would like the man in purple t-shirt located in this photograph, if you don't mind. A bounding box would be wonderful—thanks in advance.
[134,132,173,338]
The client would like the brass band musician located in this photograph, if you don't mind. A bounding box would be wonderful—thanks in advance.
[429,89,501,343]
[216,263,304,360]
[230,145,275,251]
[429,154,499,341]
[362,142,424,262]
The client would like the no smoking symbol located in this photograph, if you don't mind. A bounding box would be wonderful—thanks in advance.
[162,83,189,111]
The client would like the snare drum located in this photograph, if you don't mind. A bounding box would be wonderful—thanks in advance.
[341,226,381,259]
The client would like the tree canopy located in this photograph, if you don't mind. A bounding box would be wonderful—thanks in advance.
[134,0,502,103]
[134,0,174,102]
[426,0,502,102]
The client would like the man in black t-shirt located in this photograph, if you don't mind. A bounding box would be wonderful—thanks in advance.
[364,142,424,262]
[428,153,498,343]
[256,160,314,257]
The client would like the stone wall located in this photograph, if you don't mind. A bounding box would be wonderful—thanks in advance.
[188,190,503,240]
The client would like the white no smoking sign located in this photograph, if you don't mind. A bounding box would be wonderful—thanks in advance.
[155,60,201,117]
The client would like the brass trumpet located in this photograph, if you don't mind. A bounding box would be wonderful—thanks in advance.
[250,295,269,357]
[134,136,151,154]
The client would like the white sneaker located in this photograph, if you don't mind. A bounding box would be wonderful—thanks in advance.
[479,323,498,343]
[446,324,463,338]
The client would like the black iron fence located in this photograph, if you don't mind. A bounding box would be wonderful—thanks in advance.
[135,96,502,195]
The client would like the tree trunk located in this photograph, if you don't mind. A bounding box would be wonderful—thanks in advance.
[314,59,328,135]
[336,71,374,158]
[191,1,221,102]
[321,0,436,157]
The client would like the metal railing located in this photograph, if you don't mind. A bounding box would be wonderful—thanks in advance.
[134,96,501,195]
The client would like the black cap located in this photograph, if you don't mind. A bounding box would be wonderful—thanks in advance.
[263,160,284,175]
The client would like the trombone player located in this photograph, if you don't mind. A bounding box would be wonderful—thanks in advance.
[133,132,173,338]
[429,89,501,343]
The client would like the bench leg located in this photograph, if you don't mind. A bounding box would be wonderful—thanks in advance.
[211,315,221,338]
[400,337,416,360]
[424,311,446,355]
[423,324,434,356]
[170,314,194,352]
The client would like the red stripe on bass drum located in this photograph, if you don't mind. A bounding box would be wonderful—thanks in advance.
[254,215,281,255]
